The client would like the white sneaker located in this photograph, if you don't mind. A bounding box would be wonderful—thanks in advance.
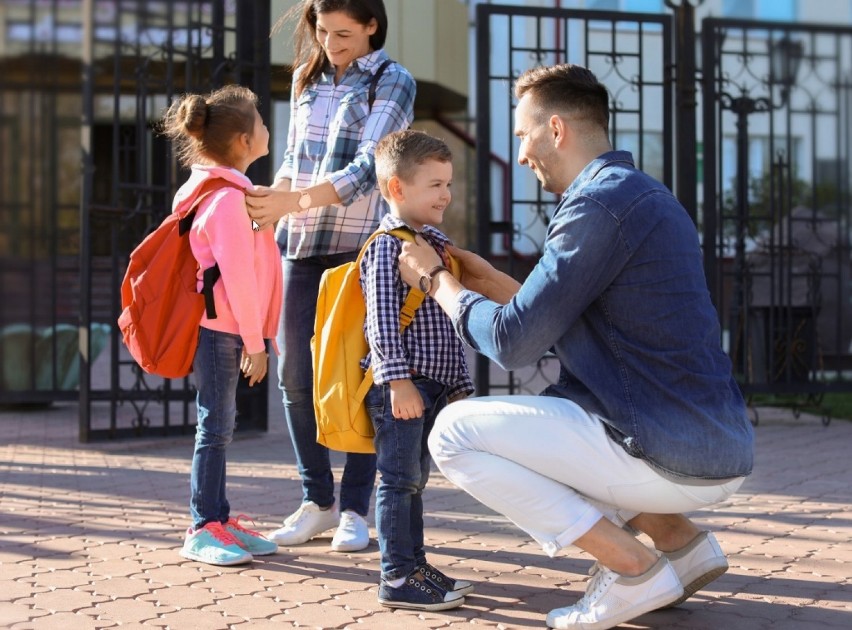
[330,510,370,552]
[268,501,339,545]
[546,557,682,630]
[662,531,728,607]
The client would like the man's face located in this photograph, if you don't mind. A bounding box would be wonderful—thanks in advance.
[514,93,560,193]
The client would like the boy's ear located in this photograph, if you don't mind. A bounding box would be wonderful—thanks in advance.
[387,175,404,201]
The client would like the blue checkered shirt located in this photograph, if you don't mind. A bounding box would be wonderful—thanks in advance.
[359,214,474,401]
[274,50,416,259]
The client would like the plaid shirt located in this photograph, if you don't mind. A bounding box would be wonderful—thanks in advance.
[359,214,474,401]
[274,50,416,259]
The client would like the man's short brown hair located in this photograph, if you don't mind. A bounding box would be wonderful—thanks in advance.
[514,63,609,132]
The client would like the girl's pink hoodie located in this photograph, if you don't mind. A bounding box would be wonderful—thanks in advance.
[172,165,282,356]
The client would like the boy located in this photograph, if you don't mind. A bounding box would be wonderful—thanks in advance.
[360,130,475,611]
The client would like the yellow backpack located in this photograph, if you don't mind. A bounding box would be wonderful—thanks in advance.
[311,227,459,454]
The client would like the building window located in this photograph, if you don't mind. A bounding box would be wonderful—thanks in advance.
[723,0,797,20]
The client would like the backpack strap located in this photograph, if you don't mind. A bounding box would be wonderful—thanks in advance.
[352,226,438,405]
[178,178,243,320]
[368,59,393,110]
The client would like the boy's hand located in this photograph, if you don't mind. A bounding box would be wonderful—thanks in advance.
[240,348,268,387]
[389,379,424,420]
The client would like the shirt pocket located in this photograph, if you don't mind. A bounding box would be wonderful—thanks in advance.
[336,88,370,137]
[295,89,324,161]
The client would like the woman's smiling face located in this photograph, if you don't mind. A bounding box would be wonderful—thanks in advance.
[315,10,377,72]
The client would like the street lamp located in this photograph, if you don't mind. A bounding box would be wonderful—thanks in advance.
[720,35,803,366]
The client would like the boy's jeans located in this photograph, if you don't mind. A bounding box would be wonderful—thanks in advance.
[365,376,448,581]
[190,327,242,529]
[278,253,376,516]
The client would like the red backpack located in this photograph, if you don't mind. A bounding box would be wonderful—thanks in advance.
[117,178,238,378]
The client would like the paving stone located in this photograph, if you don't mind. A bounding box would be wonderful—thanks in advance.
[3,404,852,629]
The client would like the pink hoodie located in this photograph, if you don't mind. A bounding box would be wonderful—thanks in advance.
[172,165,282,356]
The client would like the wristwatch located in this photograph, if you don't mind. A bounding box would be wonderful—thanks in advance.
[298,190,312,210]
[418,265,450,294]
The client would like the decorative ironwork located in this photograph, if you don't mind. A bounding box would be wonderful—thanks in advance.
[474,4,674,395]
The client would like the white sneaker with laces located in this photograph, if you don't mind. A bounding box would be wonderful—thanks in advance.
[331,510,370,552]
[662,531,728,607]
[268,501,339,545]
[546,557,682,630]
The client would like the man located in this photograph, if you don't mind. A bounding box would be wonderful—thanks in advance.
[397,63,754,630]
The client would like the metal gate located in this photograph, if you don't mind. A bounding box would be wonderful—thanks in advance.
[473,3,676,395]
[701,19,852,413]
[76,0,271,440]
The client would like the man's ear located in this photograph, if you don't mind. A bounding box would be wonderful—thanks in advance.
[387,175,404,201]
[549,114,569,148]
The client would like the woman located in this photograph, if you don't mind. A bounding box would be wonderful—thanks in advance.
[247,0,415,553]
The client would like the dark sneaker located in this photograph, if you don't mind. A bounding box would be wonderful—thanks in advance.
[378,569,466,611]
[418,562,475,596]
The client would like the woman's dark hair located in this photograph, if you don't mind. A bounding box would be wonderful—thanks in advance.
[160,85,258,168]
[273,0,388,98]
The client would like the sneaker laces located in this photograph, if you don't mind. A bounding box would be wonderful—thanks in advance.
[282,504,310,527]
[577,564,617,611]
[199,521,240,546]
[226,514,267,538]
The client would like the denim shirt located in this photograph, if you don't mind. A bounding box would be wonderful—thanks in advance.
[452,151,754,479]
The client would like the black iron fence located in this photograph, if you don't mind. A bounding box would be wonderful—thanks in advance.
[1,0,271,440]
[473,3,851,417]
[2,1,850,435]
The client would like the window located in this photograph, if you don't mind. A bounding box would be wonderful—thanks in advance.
[723,0,797,20]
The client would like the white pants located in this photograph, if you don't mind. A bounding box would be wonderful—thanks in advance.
[428,396,744,558]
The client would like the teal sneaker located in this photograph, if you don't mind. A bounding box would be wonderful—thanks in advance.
[180,521,253,566]
[225,515,279,556]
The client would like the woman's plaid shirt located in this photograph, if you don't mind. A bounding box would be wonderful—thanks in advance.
[274,50,416,259]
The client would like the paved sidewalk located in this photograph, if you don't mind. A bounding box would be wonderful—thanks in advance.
[1,401,850,629]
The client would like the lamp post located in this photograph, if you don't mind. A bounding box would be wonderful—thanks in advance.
[720,35,803,367]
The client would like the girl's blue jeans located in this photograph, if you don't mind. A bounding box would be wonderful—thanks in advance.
[190,327,242,529]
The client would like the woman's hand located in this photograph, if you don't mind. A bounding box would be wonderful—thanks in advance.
[245,186,298,230]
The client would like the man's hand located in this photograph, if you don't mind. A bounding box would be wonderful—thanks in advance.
[398,235,443,289]
[389,379,424,420]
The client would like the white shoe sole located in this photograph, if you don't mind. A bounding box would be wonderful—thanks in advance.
[179,548,252,566]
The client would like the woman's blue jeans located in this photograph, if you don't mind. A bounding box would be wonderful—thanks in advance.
[365,376,447,581]
[278,253,377,516]
[190,327,242,529]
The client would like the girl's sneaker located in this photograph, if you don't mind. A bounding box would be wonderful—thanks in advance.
[225,515,279,556]
[180,521,253,566]
[378,568,465,611]
[418,562,475,596]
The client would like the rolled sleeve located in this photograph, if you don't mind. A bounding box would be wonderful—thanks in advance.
[327,68,416,205]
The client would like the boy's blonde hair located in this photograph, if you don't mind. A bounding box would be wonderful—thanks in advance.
[374,130,452,198]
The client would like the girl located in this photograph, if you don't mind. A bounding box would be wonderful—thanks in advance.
[245,0,415,554]
[162,85,283,566]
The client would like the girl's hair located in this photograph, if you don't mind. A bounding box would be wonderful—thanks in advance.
[160,84,258,168]
[273,0,388,98]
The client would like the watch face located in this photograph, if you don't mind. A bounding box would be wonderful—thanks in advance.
[418,275,430,293]
[298,192,311,209]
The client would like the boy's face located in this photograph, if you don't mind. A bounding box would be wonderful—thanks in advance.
[393,158,453,230]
